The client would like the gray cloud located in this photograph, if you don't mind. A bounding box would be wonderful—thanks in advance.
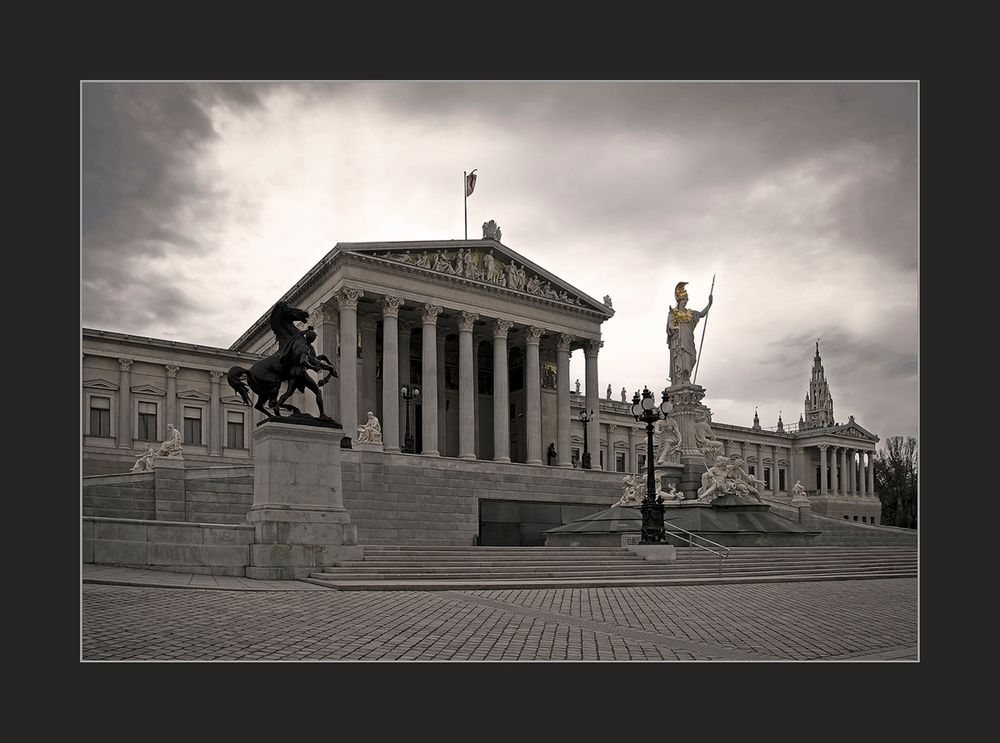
[81,81,917,439]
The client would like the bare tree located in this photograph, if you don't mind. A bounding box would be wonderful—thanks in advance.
[874,436,918,529]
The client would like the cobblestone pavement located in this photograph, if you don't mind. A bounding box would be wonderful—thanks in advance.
[82,576,917,661]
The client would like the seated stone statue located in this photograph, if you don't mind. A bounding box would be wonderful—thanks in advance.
[356,411,383,444]
[696,456,734,504]
[790,480,810,503]
[131,446,157,472]
[156,423,183,458]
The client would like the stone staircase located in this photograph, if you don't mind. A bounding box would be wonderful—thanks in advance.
[303,545,918,590]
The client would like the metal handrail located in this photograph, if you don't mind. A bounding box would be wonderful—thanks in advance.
[663,520,730,577]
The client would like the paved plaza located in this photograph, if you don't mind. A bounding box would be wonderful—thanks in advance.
[82,567,917,661]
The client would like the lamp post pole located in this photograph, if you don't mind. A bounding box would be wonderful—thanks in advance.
[631,387,671,544]
[401,385,420,454]
[579,409,594,469]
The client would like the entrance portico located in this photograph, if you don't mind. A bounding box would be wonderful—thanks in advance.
[230,237,615,464]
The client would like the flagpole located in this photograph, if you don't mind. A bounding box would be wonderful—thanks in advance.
[463,171,468,240]
[692,273,716,385]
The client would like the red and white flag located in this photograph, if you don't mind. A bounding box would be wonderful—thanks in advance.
[465,169,477,197]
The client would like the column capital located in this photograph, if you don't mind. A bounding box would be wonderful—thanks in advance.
[380,295,405,318]
[458,311,479,332]
[309,303,333,325]
[556,333,574,353]
[525,326,544,344]
[817,444,829,451]
[164,364,179,378]
[493,318,514,338]
[335,287,364,310]
[118,358,134,371]
[420,304,443,324]
[209,370,225,384]
[584,339,604,358]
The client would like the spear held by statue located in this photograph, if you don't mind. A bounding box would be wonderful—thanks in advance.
[692,273,716,385]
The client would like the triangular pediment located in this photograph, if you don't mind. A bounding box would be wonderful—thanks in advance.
[831,422,878,441]
[83,378,119,391]
[348,241,615,316]
[221,395,246,405]
[130,383,165,396]
[177,389,211,402]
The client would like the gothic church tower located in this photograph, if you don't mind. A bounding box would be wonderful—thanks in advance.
[803,341,835,429]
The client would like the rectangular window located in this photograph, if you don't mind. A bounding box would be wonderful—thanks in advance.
[779,469,786,492]
[138,401,157,441]
[226,411,245,449]
[615,452,625,473]
[637,454,647,472]
[183,406,202,446]
[89,396,111,437]
[764,467,772,490]
[748,465,756,477]
[571,448,580,467]
[853,515,859,521]
[599,450,604,468]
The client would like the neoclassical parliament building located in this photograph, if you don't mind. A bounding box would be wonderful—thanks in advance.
[83,229,883,537]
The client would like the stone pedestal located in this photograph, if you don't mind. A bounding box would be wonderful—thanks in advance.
[153,456,186,521]
[666,382,708,499]
[246,421,362,579]
[353,441,384,453]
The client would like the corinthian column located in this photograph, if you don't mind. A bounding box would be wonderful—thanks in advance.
[165,365,179,431]
[818,445,828,495]
[830,445,840,496]
[209,370,223,455]
[556,333,573,467]
[524,326,544,465]
[117,358,134,449]
[336,287,363,441]
[867,450,876,498]
[458,311,479,459]
[492,319,514,462]
[420,304,442,456]
[380,296,404,453]
[584,339,603,470]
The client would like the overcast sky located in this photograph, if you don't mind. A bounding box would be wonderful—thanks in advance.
[82,81,917,440]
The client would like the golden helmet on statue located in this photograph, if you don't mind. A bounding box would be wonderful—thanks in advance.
[674,282,689,301]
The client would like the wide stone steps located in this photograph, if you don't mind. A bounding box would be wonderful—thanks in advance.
[331,557,914,572]
[304,545,917,590]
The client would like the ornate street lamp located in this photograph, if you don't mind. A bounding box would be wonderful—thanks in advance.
[578,408,595,469]
[400,384,420,454]
[631,386,673,544]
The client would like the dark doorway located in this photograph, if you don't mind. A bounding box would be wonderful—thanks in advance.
[478,499,607,546]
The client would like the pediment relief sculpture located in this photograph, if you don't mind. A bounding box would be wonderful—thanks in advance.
[374,248,585,307]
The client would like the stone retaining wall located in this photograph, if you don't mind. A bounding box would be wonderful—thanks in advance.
[83,464,254,525]
[84,516,254,576]
[340,450,624,545]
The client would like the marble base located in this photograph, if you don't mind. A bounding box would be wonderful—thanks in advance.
[247,421,360,579]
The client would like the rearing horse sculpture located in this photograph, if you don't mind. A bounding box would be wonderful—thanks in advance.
[227,301,337,419]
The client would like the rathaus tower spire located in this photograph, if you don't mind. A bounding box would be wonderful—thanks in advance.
[802,340,835,429]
